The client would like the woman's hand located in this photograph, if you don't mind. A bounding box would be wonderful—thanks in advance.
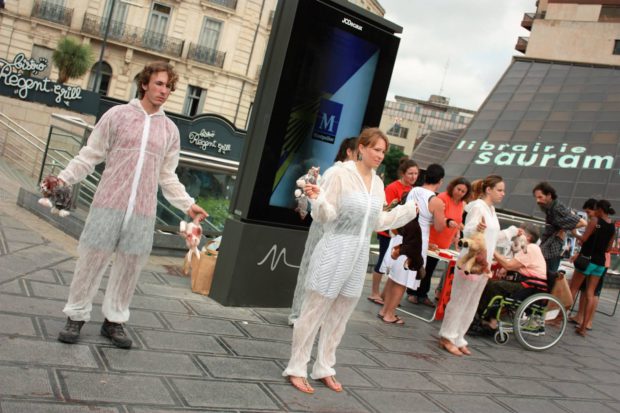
[304,183,320,200]
[476,216,487,232]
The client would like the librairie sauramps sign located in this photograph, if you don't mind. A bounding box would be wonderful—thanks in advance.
[0,53,99,115]
[457,139,615,172]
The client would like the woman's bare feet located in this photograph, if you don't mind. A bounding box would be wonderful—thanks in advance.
[459,346,472,355]
[288,376,315,394]
[319,375,343,392]
[439,337,463,356]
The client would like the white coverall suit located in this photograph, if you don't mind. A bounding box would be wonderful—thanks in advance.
[58,99,194,323]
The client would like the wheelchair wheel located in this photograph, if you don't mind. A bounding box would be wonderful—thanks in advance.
[494,330,509,345]
[513,293,566,351]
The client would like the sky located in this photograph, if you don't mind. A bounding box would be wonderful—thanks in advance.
[379,0,532,111]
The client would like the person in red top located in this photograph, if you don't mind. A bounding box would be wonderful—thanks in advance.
[410,177,470,306]
[367,158,419,305]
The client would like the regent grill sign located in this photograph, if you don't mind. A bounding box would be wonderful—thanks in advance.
[0,53,99,115]
[457,139,615,171]
[176,114,245,161]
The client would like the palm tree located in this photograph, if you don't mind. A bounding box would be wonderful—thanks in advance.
[52,37,93,84]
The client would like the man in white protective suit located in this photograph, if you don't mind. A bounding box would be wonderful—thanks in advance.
[56,61,208,348]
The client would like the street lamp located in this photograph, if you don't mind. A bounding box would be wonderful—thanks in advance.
[91,0,142,93]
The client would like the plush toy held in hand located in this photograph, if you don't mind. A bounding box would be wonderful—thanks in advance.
[456,231,489,275]
[179,219,203,261]
[38,175,72,217]
[293,166,321,219]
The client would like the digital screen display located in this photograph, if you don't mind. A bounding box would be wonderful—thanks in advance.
[268,27,380,208]
[236,0,400,228]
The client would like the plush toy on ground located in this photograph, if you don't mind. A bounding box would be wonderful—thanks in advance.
[179,220,203,262]
[294,166,321,219]
[38,175,72,217]
[456,231,489,275]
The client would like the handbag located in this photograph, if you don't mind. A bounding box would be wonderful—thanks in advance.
[573,223,601,272]
[573,254,590,272]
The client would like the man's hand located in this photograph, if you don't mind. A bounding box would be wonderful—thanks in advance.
[187,204,208,222]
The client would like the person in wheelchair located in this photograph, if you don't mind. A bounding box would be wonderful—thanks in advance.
[475,223,547,331]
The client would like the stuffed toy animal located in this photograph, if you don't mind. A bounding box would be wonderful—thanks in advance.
[294,166,321,219]
[456,231,489,275]
[38,175,72,217]
[179,220,203,262]
[510,234,528,257]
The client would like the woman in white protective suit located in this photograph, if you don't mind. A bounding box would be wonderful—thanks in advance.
[283,128,419,394]
[56,62,207,349]
[287,136,358,326]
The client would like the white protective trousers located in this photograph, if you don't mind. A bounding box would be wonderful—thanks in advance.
[59,99,194,323]
[438,272,488,348]
[283,290,358,379]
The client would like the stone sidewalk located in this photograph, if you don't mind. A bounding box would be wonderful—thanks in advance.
[1,176,620,412]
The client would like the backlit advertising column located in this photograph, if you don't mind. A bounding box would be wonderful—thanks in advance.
[209,0,402,307]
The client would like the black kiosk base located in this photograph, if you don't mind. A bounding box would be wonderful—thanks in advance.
[209,218,308,307]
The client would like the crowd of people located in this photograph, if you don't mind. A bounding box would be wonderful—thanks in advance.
[284,131,616,393]
[49,61,615,395]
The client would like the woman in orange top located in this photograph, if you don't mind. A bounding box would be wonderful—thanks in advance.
[367,158,419,305]
[410,177,470,306]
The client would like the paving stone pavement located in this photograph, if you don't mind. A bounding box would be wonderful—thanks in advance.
[1,175,620,412]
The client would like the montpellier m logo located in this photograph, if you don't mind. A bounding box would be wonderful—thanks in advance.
[257,244,300,271]
[312,99,343,144]
[342,17,362,31]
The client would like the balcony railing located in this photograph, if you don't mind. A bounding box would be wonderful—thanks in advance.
[521,13,534,30]
[81,13,184,58]
[515,36,529,54]
[187,43,226,68]
[31,0,73,26]
[207,0,237,10]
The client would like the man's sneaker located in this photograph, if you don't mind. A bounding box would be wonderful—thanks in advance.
[58,317,85,344]
[100,319,132,349]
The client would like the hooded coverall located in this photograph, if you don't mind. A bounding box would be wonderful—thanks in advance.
[58,99,194,323]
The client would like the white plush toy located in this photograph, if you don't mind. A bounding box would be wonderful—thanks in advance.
[179,220,203,261]
[294,166,320,219]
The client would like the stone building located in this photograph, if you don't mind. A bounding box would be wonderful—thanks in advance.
[0,0,277,129]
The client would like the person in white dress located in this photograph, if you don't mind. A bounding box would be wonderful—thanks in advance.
[438,175,519,356]
[283,128,418,394]
[379,164,447,324]
[288,137,358,326]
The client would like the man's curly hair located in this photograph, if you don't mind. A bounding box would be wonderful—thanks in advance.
[136,61,178,98]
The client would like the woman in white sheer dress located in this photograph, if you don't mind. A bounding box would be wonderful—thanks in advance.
[283,128,418,394]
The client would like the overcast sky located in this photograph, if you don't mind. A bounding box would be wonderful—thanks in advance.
[379,0,531,111]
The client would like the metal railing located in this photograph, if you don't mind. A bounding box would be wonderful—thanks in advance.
[1,111,219,233]
[81,13,184,58]
[31,0,73,26]
[187,43,226,68]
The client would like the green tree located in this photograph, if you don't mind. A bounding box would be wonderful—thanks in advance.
[381,145,407,184]
[52,37,93,84]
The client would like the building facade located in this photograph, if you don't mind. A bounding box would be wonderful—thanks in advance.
[381,94,475,154]
[518,0,620,66]
[0,0,277,129]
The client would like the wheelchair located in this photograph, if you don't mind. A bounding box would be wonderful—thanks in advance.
[479,272,567,351]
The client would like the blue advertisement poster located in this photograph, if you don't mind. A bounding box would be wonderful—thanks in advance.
[268,27,380,209]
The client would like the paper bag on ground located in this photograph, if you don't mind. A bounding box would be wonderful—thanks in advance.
[190,246,218,296]
[549,272,573,310]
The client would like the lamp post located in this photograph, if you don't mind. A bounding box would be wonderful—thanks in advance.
[91,0,142,93]
[91,0,117,93]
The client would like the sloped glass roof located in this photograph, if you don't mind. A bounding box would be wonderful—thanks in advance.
[442,57,620,218]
